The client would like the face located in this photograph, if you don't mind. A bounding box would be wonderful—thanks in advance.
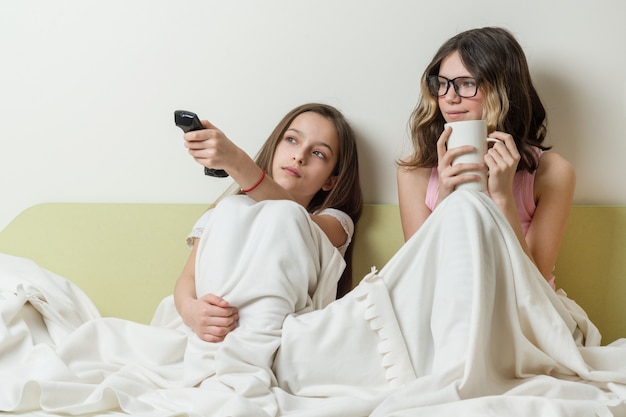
[437,51,484,123]
[271,111,339,207]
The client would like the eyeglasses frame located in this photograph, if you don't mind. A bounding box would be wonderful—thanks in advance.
[427,75,479,98]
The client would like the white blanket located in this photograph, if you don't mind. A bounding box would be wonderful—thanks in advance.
[1,192,625,417]
[0,196,345,416]
[273,191,626,416]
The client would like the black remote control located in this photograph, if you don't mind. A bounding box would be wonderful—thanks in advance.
[174,110,229,178]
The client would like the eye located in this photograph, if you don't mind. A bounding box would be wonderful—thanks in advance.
[285,136,297,144]
[459,79,476,88]
[312,150,327,159]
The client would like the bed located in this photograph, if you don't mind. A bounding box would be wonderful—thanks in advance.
[0,202,625,416]
[0,202,624,343]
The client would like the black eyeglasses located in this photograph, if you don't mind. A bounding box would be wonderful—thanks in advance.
[427,75,479,98]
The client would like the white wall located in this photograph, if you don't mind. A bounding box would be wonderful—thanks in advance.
[1,0,625,231]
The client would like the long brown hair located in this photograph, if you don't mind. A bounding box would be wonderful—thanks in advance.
[401,27,550,172]
[254,103,362,223]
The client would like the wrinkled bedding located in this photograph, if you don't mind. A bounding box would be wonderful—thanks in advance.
[1,192,625,417]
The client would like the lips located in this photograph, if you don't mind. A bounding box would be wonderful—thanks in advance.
[282,166,301,178]
[445,111,467,120]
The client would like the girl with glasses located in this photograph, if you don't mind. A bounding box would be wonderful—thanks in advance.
[397,26,573,288]
[268,26,626,416]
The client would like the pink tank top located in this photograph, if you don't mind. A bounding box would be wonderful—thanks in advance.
[425,166,536,235]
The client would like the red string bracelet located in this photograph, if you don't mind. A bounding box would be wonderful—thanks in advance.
[241,168,266,193]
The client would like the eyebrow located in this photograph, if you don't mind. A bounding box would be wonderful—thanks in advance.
[438,74,475,79]
[286,128,336,156]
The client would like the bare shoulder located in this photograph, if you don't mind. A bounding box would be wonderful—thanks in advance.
[535,151,576,198]
[538,151,574,172]
[397,164,433,206]
[537,151,575,180]
[397,164,431,184]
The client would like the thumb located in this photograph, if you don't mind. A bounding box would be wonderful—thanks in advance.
[201,119,219,130]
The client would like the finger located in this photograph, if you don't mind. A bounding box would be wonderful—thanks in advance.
[200,120,218,130]
[184,129,213,144]
[489,132,519,156]
[446,145,480,163]
[204,305,238,320]
[198,320,239,342]
[201,293,231,308]
[186,142,211,153]
[450,162,485,174]
[207,324,236,337]
[204,310,238,326]
[436,126,452,161]
[200,304,238,322]
[488,140,518,169]
[199,332,226,343]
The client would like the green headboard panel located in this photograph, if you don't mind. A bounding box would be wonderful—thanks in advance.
[554,206,626,345]
[0,203,207,324]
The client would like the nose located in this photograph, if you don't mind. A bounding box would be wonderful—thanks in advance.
[443,85,461,103]
[292,149,305,164]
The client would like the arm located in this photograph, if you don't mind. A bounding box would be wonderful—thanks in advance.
[184,120,295,202]
[398,127,484,241]
[184,120,346,248]
[309,213,349,248]
[175,213,347,343]
[174,238,239,342]
[486,132,575,281]
[397,165,432,241]
[484,132,530,260]
[524,152,575,280]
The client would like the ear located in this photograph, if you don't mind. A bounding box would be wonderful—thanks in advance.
[321,175,338,192]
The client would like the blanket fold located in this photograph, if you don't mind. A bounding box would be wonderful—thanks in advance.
[1,192,625,417]
[0,196,346,417]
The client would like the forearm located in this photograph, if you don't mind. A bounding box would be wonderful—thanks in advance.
[227,148,295,202]
[174,244,199,322]
[397,166,432,241]
[526,152,576,281]
[174,273,197,319]
[493,194,535,263]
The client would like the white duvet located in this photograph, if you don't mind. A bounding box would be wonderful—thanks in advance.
[1,192,625,417]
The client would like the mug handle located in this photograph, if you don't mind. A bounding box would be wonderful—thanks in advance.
[486,137,501,148]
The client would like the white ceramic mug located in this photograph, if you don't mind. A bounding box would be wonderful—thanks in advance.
[445,120,499,192]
